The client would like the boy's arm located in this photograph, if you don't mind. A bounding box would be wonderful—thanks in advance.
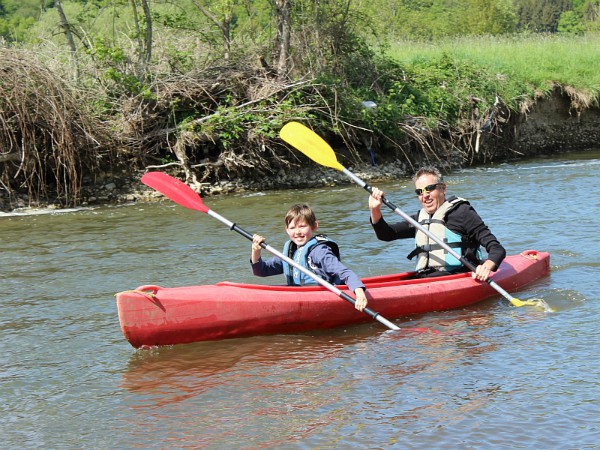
[311,246,365,292]
[251,234,265,263]
[251,255,284,277]
[250,233,284,277]
[311,245,368,311]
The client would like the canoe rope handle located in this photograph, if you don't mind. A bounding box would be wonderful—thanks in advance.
[115,289,157,300]
[520,250,539,261]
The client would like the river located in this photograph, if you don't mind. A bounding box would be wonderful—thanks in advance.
[1,150,599,448]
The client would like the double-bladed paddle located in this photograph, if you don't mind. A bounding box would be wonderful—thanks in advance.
[279,121,553,312]
[141,171,401,331]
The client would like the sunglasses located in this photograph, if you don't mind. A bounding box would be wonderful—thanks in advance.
[415,183,442,196]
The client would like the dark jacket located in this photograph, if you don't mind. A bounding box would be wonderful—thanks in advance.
[371,198,506,271]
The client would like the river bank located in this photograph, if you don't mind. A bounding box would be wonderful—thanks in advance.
[1,91,599,215]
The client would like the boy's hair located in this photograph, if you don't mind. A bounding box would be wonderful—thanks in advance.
[412,166,444,184]
[284,204,317,229]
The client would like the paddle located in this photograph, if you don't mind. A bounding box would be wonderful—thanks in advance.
[279,121,553,312]
[141,171,401,331]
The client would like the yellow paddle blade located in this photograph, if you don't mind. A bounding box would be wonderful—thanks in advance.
[280,122,345,171]
[510,296,554,312]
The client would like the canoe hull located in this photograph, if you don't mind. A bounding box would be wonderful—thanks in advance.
[116,250,550,348]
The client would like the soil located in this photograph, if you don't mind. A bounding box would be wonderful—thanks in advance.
[484,89,600,157]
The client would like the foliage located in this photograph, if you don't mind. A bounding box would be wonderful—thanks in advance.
[0,0,41,41]
[1,0,599,44]
[513,0,573,33]
[558,10,587,35]
[389,56,496,121]
[0,14,35,41]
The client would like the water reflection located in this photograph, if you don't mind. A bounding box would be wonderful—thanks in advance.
[120,308,500,402]
[121,331,377,398]
[118,311,513,448]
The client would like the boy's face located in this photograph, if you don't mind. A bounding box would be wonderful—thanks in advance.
[285,218,317,247]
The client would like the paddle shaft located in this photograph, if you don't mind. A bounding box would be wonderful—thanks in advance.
[205,209,400,330]
[278,122,549,309]
[141,172,400,330]
[342,167,519,304]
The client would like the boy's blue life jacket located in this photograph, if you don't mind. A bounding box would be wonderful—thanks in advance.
[282,234,340,286]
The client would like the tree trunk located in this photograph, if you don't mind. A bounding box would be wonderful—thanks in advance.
[55,0,79,79]
[141,0,153,67]
[130,0,143,75]
[130,0,153,79]
[274,0,291,78]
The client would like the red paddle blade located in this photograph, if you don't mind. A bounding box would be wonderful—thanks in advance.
[141,172,209,213]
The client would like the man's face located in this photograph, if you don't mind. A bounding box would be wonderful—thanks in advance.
[414,174,446,214]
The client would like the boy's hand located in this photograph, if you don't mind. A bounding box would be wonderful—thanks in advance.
[354,288,368,311]
[251,234,266,263]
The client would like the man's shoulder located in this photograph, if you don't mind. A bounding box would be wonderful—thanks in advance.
[446,195,470,205]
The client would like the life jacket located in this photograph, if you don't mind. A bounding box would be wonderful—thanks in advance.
[407,196,483,272]
[282,234,340,286]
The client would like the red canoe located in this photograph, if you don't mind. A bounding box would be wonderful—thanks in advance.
[116,250,550,348]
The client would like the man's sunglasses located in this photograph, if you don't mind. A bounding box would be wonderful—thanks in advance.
[415,183,442,196]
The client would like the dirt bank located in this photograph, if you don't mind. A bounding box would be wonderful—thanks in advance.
[2,91,598,214]
[481,88,600,159]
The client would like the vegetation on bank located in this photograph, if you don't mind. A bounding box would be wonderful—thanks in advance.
[388,33,600,107]
[1,1,600,210]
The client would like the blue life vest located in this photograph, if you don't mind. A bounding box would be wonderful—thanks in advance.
[282,235,340,286]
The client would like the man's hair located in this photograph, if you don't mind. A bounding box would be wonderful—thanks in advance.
[412,166,444,184]
[284,204,317,228]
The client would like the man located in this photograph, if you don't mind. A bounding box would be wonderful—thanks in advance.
[369,166,506,280]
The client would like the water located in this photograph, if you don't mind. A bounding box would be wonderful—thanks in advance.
[1,150,599,448]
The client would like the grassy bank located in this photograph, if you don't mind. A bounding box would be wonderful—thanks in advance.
[386,33,600,107]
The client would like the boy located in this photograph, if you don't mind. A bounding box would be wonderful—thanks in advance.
[251,204,368,311]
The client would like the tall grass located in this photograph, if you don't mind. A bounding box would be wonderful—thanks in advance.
[386,33,600,106]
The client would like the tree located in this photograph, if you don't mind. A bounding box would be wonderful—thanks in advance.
[576,0,600,26]
[358,0,519,39]
[55,0,79,78]
[0,0,42,41]
[557,9,586,34]
[465,0,518,34]
[191,0,235,60]
[129,0,152,79]
[514,0,573,33]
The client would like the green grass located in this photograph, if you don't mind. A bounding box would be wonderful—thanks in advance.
[386,33,600,105]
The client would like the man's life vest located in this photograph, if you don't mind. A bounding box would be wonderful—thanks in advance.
[407,197,483,273]
[282,234,340,286]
